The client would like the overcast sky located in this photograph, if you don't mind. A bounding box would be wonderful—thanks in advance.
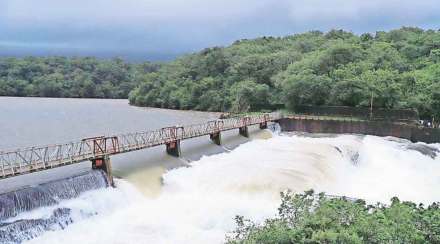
[1,0,440,60]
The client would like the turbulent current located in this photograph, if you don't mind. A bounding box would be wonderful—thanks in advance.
[3,132,440,244]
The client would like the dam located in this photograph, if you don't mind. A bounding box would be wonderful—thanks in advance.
[0,97,439,243]
[2,111,438,187]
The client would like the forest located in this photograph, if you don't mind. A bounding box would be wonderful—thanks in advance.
[227,190,440,243]
[1,27,440,119]
[0,57,160,99]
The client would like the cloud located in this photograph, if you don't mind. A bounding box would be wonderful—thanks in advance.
[284,0,440,30]
[1,0,440,60]
[2,0,274,27]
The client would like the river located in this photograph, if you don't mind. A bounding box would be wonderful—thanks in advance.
[1,97,440,244]
[0,97,254,193]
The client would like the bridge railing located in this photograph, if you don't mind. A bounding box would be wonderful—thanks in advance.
[0,140,93,177]
[0,113,281,178]
[115,127,178,152]
[112,112,282,150]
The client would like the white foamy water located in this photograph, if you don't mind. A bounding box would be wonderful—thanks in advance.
[25,133,440,244]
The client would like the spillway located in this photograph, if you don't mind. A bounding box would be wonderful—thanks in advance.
[1,131,439,244]
[0,170,109,243]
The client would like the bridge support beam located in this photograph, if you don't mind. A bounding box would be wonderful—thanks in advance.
[92,155,114,187]
[259,122,268,129]
[210,132,221,145]
[239,126,249,138]
[166,140,181,157]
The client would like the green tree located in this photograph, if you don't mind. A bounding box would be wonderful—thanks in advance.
[230,80,270,112]
[227,191,440,244]
[282,72,332,110]
[2,27,440,118]
[429,83,440,121]
[330,79,368,106]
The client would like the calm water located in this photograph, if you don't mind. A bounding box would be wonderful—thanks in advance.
[0,97,219,149]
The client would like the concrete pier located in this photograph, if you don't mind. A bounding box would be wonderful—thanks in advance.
[239,126,249,137]
[210,132,221,145]
[166,140,181,157]
[259,122,268,129]
[91,155,114,187]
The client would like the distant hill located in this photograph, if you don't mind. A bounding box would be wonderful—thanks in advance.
[1,27,440,119]
[128,27,440,119]
[0,47,179,62]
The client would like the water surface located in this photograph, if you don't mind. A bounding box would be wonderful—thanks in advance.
[0,97,267,192]
[0,97,218,149]
[2,97,439,244]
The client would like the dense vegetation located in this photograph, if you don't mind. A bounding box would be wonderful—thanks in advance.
[128,27,440,119]
[227,190,440,243]
[1,28,440,119]
[0,57,160,98]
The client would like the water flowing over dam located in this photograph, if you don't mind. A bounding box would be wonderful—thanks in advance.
[1,98,439,244]
[0,170,109,243]
[1,131,439,244]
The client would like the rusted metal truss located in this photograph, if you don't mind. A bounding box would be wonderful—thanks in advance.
[0,113,281,179]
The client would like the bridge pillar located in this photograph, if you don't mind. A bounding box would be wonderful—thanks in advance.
[239,126,249,138]
[210,132,221,145]
[259,122,268,129]
[92,155,114,187]
[166,140,181,157]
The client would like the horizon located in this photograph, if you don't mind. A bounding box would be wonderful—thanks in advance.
[2,0,440,61]
[1,26,439,62]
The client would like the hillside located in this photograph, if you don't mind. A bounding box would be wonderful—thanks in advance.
[0,57,160,99]
[128,27,440,119]
[1,27,440,119]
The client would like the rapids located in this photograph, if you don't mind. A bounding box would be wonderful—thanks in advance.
[3,132,440,244]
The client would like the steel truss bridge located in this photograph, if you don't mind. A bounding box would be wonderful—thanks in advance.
[0,114,281,180]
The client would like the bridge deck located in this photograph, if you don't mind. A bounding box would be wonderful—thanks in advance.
[0,114,280,179]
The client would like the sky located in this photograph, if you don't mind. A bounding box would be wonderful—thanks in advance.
[1,0,440,61]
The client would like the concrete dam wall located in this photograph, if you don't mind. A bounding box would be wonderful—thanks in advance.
[278,117,440,143]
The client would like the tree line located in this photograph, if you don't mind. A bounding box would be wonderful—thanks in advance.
[227,190,440,243]
[1,27,440,119]
[128,27,440,119]
[0,56,160,99]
